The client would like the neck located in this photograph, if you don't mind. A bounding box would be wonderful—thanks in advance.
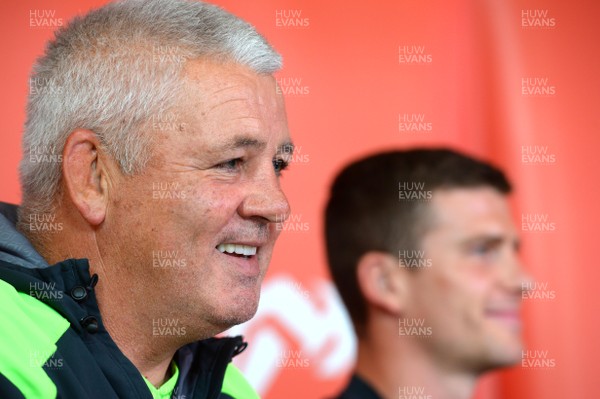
[355,320,478,399]
[28,211,179,388]
[93,267,177,387]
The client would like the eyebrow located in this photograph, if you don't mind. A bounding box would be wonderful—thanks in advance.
[219,136,267,152]
[463,235,521,251]
[215,136,294,157]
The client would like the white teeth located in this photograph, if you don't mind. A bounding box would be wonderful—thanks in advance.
[217,243,257,256]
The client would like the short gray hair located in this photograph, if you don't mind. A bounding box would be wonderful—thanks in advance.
[19,0,281,222]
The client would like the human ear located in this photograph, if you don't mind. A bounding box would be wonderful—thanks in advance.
[62,129,110,226]
[356,251,408,316]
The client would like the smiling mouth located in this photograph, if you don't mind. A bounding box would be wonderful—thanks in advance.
[486,310,522,329]
[216,243,257,258]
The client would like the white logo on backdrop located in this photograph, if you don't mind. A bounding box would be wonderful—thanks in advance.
[227,275,356,394]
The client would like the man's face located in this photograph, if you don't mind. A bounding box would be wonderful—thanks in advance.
[403,187,528,372]
[106,59,291,336]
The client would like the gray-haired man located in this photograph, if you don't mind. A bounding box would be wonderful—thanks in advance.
[0,0,292,398]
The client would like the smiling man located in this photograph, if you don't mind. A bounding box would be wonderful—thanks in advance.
[0,0,291,398]
[326,149,531,399]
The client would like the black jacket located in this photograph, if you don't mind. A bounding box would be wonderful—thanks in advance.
[333,374,383,399]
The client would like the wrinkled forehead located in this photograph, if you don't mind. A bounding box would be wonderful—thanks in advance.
[182,58,279,103]
[179,60,283,124]
[150,59,289,154]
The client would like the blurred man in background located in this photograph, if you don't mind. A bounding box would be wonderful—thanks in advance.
[0,0,292,397]
[326,148,530,399]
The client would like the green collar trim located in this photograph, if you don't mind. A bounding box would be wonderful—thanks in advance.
[143,361,180,399]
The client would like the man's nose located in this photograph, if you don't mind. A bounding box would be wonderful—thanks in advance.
[238,173,291,224]
[503,252,534,295]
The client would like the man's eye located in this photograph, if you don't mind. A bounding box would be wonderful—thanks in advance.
[473,245,491,255]
[273,159,289,175]
[216,158,242,171]
[472,243,499,258]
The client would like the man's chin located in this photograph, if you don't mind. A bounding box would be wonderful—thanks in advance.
[213,295,260,331]
[482,320,525,365]
[484,341,524,370]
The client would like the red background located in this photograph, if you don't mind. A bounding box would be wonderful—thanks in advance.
[1,1,599,398]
